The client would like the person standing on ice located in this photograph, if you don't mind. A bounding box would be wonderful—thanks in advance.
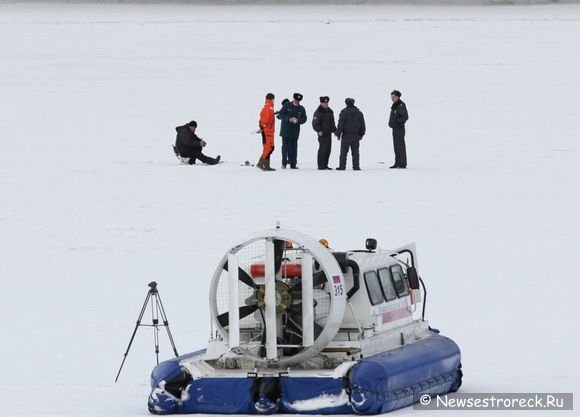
[336,98,365,171]
[257,93,276,171]
[312,96,336,170]
[388,90,409,169]
[277,98,289,115]
[277,93,307,169]
[174,121,221,165]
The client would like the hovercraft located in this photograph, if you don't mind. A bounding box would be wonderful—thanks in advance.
[148,228,462,414]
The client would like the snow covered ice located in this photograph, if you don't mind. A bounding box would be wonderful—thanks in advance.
[0,1,579,416]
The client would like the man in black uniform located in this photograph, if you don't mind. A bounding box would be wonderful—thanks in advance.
[388,90,409,169]
[336,98,366,171]
[277,93,307,169]
[312,96,336,170]
[174,121,220,165]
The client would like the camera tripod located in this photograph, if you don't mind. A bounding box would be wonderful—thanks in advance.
[115,281,179,382]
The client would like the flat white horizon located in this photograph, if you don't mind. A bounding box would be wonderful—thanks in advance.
[0,2,578,416]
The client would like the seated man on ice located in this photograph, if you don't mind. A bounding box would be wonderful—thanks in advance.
[173,121,221,165]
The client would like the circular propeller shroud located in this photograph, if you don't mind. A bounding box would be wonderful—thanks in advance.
[209,229,346,366]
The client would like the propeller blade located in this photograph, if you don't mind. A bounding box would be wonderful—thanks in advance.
[313,270,327,286]
[224,261,258,289]
[238,268,258,289]
[285,307,323,339]
[314,321,323,338]
[217,304,259,327]
[290,270,327,293]
[274,239,285,273]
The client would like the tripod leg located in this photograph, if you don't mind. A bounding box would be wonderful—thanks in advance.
[152,292,160,364]
[115,291,152,382]
[156,291,179,357]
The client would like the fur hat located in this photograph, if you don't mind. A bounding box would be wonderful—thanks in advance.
[293,93,303,101]
[187,121,197,127]
[345,98,355,106]
[319,96,329,103]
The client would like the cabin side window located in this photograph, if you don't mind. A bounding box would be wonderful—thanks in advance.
[390,264,409,297]
[363,270,384,306]
[378,268,397,301]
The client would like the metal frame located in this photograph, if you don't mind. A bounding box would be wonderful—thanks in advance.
[208,228,346,367]
[227,253,240,348]
[301,252,314,347]
[264,239,277,359]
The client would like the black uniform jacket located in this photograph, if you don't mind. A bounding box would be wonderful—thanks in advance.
[312,105,337,135]
[388,100,409,129]
[337,105,366,142]
[277,102,307,140]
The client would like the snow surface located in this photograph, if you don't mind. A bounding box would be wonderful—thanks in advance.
[0,2,579,416]
[283,391,350,412]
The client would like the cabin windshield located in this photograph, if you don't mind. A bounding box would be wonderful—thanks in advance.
[363,271,384,305]
[391,264,409,297]
[378,268,397,301]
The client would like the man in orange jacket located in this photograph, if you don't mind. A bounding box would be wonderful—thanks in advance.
[258,93,276,171]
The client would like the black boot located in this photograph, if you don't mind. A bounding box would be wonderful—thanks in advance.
[264,158,275,171]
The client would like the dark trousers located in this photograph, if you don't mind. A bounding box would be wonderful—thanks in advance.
[392,127,407,168]
[339,139,360,169]
[317,134,332,169]
[180,148,218,165]
[281,137,298,168]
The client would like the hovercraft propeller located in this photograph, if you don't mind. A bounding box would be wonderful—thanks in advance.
[217,239,287,328]
[209,229,346,366]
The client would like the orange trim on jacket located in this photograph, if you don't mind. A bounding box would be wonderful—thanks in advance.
[259,99,276,136]
[259,99,275,159]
